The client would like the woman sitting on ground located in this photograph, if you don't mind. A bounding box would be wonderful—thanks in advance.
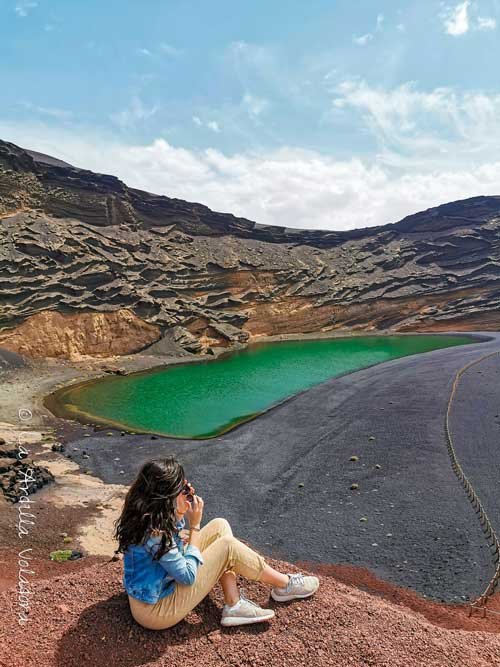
[113,456,319,629]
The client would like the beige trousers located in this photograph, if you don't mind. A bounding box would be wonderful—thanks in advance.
[128,517,267,630]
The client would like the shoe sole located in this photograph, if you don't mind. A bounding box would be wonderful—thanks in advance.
[221,611,275,627]
[270,583,319,602]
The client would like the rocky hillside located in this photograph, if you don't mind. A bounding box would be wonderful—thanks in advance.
[1,138,499,359]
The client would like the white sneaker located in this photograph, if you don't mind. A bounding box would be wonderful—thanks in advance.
[221,588,275,627]
[270,572,320,602]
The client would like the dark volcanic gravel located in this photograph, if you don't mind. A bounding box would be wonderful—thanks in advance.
[58,331,500,604]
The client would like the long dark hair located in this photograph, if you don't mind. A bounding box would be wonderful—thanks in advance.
[112,456,185,561]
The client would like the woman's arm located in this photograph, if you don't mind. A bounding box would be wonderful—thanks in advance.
[145,535,204,586]
[186,517,202,551]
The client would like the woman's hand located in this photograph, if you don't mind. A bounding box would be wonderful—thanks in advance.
[185,494,204,527]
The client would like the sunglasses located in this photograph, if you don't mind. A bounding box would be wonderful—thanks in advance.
[181,479,195,502]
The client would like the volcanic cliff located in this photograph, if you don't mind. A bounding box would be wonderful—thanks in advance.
[1,138,499,359]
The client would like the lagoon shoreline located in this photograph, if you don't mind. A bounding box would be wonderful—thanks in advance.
[44,329,488,440]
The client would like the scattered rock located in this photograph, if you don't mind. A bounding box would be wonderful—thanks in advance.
[0,457,54,503]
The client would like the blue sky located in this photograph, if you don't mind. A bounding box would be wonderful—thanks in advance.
[1,0,500,229]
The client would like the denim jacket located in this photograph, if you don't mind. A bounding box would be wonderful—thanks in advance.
[123,516,205,604]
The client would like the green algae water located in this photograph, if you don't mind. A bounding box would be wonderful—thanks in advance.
[54,334,475,438]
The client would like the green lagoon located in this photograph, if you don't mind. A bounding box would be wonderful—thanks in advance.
[53,334,475,438]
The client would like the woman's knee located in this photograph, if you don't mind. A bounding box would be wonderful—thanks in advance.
[207,517,233,536]
[216,534,239,561]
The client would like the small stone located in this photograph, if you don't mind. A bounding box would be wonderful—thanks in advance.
[374,464,382,469]
[350,483,359,490]
[350,455,359,462]
[368,436,375,441]
[386,533,393,537]
[62,536,72,543]
[106,432,114,436]
[360,517,367,522]
[298,482,304,488]
[119,470,125,474]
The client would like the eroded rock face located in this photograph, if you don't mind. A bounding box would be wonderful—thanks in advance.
[0,309,160,359]
[1,138,500,359]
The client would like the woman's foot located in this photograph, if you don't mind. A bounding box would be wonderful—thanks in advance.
[221,588,275,627]
[270,572,319,602]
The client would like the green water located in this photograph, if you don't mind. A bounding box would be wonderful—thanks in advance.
[56,334,475,438]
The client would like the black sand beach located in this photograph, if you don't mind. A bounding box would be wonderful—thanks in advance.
[55,331,500,604]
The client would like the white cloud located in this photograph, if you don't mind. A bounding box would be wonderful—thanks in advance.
[20,102,72,120]
[4,81,500,232]
[353,33,373,46]
[331,79,500,167]
[159,43,183,57]
[192,116,221,133]
[136,44,183,60]
[109,97,159,129]
[241,93,269,118]
[2,119,500,232]
[477,16,497,30]
[353,13,385,46]
[14,1,37,17]
[442,1,470,36]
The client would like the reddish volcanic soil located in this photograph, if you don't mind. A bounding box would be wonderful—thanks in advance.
[296,560,500,634]
[1,539,500,667]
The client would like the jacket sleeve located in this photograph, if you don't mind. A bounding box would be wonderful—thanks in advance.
[145,536,204,586]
